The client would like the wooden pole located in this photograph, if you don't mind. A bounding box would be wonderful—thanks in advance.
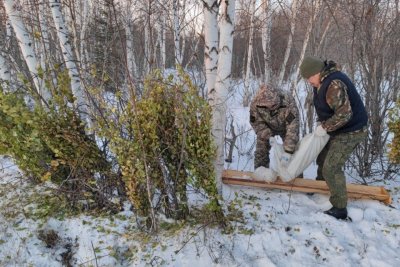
[222,170,391,205]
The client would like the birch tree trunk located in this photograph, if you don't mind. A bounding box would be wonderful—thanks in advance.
[243,0,256,107]
[142,0,153,74]
[290,0,321,96]
[261,0,273,84]
[38,0,54,85]
[79,0,92,74]
[49,0,92,127]
[316,15,333,55]
[0,51,11,90]
[123,1,138,80]
[4,0,46,99]
[159,12,166,71]
[63,0,89,73]
[203,0,219,97]
[173,0,182,65]
[0,13,11,89]
[278,0,298,85]
[290,0,322,137]
[210,0,235,193]
[126,19,138,80]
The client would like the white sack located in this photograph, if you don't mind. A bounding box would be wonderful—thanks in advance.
[253,131,330,183]
[253,166,278,182]
[273,132,330,181]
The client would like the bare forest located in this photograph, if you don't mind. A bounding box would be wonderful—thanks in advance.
[1,0,400,230]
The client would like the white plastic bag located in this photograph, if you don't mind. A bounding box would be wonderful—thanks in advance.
[253,131,330,183]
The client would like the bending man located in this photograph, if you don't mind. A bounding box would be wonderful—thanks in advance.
[250,85,300,170]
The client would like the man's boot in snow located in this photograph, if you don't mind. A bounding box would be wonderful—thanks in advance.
[323,207,348,220]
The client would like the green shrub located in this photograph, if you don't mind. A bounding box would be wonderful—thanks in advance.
[0,71,115,210]
[96,69,223,225]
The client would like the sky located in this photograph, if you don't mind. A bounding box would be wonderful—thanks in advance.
[0,80,400,267]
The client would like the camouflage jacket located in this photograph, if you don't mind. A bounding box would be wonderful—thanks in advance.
[250,85,300,153]
[318,61,352,132]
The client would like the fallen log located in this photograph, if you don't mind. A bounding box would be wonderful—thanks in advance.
[222,170,391,205]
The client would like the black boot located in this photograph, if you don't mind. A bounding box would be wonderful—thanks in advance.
[324,207,348,220]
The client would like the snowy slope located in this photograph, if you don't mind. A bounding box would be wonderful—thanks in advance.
[1,151,400,267]
[1,82,400,266]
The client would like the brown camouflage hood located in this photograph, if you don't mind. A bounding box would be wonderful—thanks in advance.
[251,84,280,110]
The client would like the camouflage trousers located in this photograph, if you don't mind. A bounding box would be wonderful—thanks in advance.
[254,128,285,169]
[316,129,367,208]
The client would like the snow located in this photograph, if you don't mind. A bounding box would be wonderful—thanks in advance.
[1,82,400,266]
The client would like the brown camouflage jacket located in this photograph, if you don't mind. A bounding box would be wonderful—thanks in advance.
[250,85,300,153]
[318,61,352,132]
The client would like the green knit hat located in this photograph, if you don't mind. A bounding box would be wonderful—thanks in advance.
[299,56,325,78]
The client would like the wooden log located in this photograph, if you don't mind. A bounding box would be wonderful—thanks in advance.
[222,170,392,205]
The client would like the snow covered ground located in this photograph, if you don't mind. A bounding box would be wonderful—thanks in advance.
[1,153,400,267]
[1,82,400,266]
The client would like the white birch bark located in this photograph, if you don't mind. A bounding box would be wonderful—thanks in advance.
[261,0,273,83]
[79,0,92,74]
[49,0,91,127]
[0,52,11,90]
[0,17,11,89]
[63,0,81,67]
[3,19,15,91]
[4,0,45,98]
[278,0,298,85]
[153,20,160,69]
[144,17,150,74]
[203,0,219,99]
[160,13,166,71]
[173,0,182,65]
[243,0,256,107]
[210,0,235,193]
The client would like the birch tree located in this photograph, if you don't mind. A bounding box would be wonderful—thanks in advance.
[210,0,236,193]
[261,0,273,84]
[242,0,256,107]
[0,10,11,89]
[158,6,166,71]
[78,0,91,72]
[290,0,321,97]
[37,1,55,86]
[3,0,47,99]
[142,0,155,74]
[49,0,91,126]
[173,0,182,65]
[123,1,138,80]
[0,51,11,90]
[289,0,322,136]
[278,0,298,85]
[62,0,93,75]
[203,0,219,97]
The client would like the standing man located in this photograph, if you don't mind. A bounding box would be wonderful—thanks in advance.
[250,84,300,170]
[299,56,368,220]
